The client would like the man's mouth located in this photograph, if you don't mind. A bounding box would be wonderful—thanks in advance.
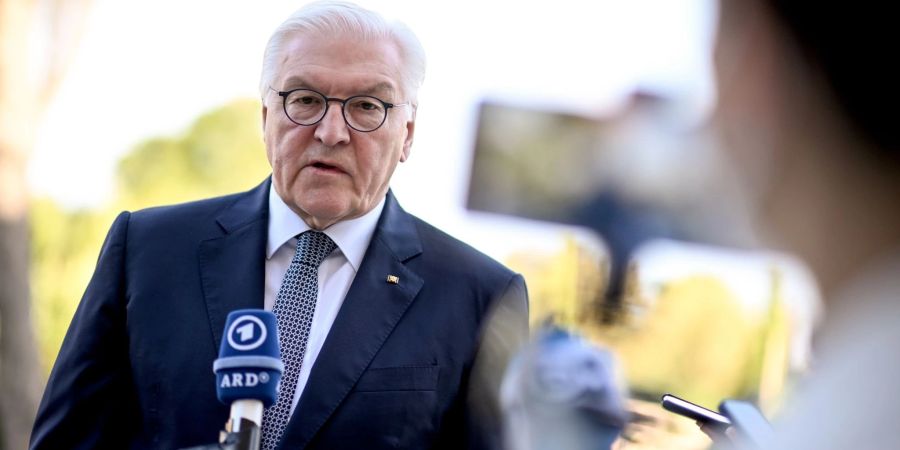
[309,161,343,173]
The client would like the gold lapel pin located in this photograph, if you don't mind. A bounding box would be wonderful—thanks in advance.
[386,275,400,284]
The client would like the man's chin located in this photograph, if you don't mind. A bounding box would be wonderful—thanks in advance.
[295,199,357,230]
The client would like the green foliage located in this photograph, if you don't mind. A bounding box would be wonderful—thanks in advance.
[505,236,801,450]
[598,276,761,406]
[30,200,116,366]
[31,98,271,370]
[507,239,795,410]
[116,98,269,209]
[506,234,607,328]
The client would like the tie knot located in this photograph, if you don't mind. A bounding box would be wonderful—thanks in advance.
[295,231,336,267]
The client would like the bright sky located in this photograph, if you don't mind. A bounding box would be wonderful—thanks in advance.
[30,0,717,260]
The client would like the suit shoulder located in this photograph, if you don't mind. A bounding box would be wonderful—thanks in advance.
[410,216,517,283]
[129,191,242,221]
[124,182,267,238]
[406,216,528,327]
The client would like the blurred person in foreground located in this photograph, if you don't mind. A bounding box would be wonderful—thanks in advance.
[713,0,899,447]
[29,2,527,449]
[500,326,628,450]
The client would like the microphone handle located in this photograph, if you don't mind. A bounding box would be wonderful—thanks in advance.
[230,399,263,431]
[177,419,260,450]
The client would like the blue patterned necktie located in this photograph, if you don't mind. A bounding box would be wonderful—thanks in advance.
[261,230,336,450]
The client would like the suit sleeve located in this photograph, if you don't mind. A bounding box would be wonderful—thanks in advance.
[438,273,530,450]
[30,211,139,450]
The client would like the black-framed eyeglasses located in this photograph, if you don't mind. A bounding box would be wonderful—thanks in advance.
[273,87,409,132]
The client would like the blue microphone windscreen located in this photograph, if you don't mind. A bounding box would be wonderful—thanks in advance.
[213,309,284,407]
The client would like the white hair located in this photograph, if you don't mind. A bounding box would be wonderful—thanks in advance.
[259,1,426,105]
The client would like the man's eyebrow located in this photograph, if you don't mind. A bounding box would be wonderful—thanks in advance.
[278,77,396,97]
[358,82,396,98]
[279,76,311,90]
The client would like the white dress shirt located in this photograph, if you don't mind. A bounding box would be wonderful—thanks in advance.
[264,184,384,414]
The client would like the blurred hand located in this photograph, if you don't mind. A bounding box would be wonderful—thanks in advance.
[697,421,737,445]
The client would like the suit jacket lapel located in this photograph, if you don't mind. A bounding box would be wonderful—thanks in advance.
[279,191,424,449]
[198,179,270,350]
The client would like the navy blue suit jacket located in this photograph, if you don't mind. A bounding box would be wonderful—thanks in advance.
[31,179,528,449]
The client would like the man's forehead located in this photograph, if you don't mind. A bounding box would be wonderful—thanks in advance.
[275,32,404,96]
[280,75,397,97]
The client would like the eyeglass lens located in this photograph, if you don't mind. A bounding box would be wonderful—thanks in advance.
[283,89,387,131]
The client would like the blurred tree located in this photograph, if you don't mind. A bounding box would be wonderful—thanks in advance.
[599,275,760,406]
[115,98,269,210]
[508,232,792,408]
[30,200,113,369]
[31,98,269,379]
[506,233,607,328]
[0,0,91,447]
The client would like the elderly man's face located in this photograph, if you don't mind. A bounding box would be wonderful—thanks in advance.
[263,32,415,229]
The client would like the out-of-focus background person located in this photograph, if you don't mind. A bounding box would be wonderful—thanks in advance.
[713,0,900,448]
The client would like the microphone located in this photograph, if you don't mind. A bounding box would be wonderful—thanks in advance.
[213,310,284,436]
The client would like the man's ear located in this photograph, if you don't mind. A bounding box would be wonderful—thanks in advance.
[400,111,416,162]
[261,104,268,141]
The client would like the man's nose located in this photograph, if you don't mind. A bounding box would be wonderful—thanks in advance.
[314,103,350,147]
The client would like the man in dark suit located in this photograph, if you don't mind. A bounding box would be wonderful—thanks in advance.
[30,2,528,449]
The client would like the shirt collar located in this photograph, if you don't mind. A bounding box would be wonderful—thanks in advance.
[266,184,385,272]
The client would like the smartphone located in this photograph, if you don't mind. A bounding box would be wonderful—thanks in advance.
[660,394,731,428]
[718,400,775,448]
